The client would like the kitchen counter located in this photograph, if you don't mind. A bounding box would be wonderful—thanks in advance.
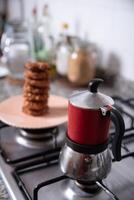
[0,75,134,101]
[0,75,134,200]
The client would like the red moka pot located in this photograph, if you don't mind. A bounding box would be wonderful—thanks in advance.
[60,79,125,183]
[67,78,125,160]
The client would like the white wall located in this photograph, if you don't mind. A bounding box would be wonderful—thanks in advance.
[9,0,134,81]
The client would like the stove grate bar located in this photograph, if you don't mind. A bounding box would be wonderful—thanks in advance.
[113,96,134,129]
[112,151,134,162]
[123,131,134,140]
[14,148,60,172]
[122,143,130,152]
[96,181,119,200]
[109,129,134,143]
[13,171,32,200]
[124,98,134,107]
[33,175,68,200]
[120,151,134,160]
[0,146,61,165]
[13,149,61,200]
[15,154,59,175]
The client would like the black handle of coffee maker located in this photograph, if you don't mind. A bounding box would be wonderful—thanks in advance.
[110,107,125,161]
[89,78,104,93]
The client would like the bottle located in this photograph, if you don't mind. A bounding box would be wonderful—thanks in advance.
[56,23,72,76]
[31,6,40,57]
[36,4,54,62]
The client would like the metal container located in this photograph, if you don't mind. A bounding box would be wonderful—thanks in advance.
[60,78,125,182]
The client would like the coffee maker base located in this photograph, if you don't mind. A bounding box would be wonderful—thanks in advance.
[75,180,102,194]
[62,179,105,200]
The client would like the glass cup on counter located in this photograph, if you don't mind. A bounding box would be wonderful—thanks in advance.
[1,21,33,81]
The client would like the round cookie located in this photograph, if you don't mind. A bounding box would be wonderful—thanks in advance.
[25,62,50,72]
[23,106,48,116]
[23,92,49,101]
[23,100,48,110]
[23,84,49,95]
[24,71,49,80]
[25,79,50,88]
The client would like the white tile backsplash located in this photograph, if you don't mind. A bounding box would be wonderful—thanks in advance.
[8,0,134,81]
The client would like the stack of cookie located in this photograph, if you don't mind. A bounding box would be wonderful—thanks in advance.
[23,62,50,116]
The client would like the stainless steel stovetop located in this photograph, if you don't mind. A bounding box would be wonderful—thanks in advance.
[0,97,134,200]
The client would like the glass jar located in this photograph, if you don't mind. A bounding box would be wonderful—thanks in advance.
[68,41,96,86]
[2,22,32,81]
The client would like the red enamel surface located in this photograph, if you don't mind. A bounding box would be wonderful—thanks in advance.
[68,102,111,145]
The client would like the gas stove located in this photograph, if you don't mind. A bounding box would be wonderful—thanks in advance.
[0,96,134,200]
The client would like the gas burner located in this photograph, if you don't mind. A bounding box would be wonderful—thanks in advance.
[75,180,101,194]
[16,127,60,149]
[20,128,57,139]
[0,124,66,164]
[62,179,118,200]
[60,180,101,200]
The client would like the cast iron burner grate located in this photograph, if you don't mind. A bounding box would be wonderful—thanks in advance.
[9,96,134,200]
[13,151,120,200]
[0,123,65,165]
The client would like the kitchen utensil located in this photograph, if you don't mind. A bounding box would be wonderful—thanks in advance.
[60,78,125,183]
